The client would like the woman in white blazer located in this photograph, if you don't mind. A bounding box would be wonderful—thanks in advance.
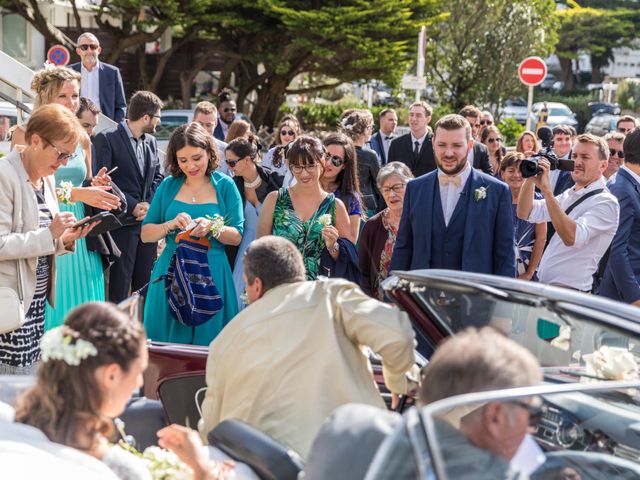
[0,104,95,374]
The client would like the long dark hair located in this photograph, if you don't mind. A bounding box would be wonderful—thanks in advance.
[16,302,146,452]
[164,122,219,177]
[323,132,363,215]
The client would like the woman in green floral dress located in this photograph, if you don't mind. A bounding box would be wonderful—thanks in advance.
[257,136,351,279]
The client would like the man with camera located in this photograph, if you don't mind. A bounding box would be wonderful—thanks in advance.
[518,134,619,292]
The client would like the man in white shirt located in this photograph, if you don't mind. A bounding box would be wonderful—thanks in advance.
[69,32,126,122]
[518,133,619,292]
[369,108,398,165]
[387,101,436,177]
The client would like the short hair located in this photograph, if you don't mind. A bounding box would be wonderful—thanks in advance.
[409,101,433,117]
[500,151,525,172]
[458,105,482,119]
[76,32,99,46]
[226,137,259,164]
[434,114,471,142]
[552,125,572,137]
[379,108,396,120]
[164,122,219,176]
[127,91,163,122]
[418,327,541,405]
[515,131,539,154]
[617,115,638,129]
[481,110,494,119]
[376,161,414,190]
[575,133,609,161]
[25,104,83,147]
[604,131,625,144]
[194,101,217,118]
[217,88,234,106]
[31,66,81,109]
[225,119,251,143]
[623,128,640,165]
[77,97,100,117]
[338,109,374,141]
[244,236,306,292]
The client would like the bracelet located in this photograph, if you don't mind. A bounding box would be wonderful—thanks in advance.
[212,226,225,240]
[56,181,75,205]
[162,222,169,236]
[329,242,340,254]
[244,176,262,189]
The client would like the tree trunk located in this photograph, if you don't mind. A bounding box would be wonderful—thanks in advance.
[559,56,574,90]
[249,77,290,128]
[590,54,605,84]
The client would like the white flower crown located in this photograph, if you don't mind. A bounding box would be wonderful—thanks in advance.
[41,326,98,366]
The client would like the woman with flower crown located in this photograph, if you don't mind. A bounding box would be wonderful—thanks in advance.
[16,302,235,480]
[256,135,351,280]
[11,65,122,331]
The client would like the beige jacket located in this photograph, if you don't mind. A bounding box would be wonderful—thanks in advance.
[0,149,70,309]
[200,278,416,458]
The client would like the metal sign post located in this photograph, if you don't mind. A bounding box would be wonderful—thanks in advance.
[518,56,547,131]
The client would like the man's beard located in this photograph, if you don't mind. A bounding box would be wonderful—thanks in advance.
[220,116,234,126]
[142,122,156,135]
[437,156,468,176]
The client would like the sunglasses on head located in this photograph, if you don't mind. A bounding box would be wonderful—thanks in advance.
[226,157,244,168]
[280,129,295,136]
[480,120,493,126]
[327,154,346,167]
[609,148,625,159]
[79,44,99,51]
[488,137,502,143]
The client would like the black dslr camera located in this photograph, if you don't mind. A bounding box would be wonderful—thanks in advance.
[519,126,575,178]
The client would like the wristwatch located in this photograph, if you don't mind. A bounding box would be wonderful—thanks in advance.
[329,242,340,254]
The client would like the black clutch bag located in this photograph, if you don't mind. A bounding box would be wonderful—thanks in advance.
[77,211,123,237]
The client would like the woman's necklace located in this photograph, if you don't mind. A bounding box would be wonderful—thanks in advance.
[184,181,209,203]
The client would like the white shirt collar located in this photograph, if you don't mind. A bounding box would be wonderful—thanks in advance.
[569,176,606,196]
[411,132,428,144]
[622,165,640,185]
[81,59,100,73]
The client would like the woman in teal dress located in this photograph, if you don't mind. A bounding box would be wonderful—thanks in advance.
[141,123,243,346]
[11,66,121,330]
[257,136,351,280]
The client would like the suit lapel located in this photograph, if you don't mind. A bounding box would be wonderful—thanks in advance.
[423,174,438,265]
[117,124,143,180]
[620,168,640,193]
[462,169,487,254]
[376,132,386,164]
[98,63,107,112]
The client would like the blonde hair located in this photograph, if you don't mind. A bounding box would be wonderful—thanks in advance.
[31,66,81,109]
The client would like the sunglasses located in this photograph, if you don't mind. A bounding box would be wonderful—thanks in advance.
[618,127,632,134]
[327,154,346,167]
[280,129,295,137]
[223,107,237,113]
[226,157,244,168]
[509,399,546,428]
[609,148,625,159]
[488,137,502,143]
[480,120,493,126]
[42,137,75,162]
[382,183,406,195]
[290,164,318,174]
[79,44,99,51]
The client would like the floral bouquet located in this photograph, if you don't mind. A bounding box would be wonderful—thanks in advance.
[318,214,332,228]
[205,214,226,239]
[118,442,192,480]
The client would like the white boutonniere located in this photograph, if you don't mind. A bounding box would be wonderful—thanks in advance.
[474,186,488,202]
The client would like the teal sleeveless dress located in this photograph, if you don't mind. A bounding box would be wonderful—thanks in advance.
[44,146,105,330]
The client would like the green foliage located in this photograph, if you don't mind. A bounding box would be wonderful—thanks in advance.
[497,118,525,147]
[424,0,558,110]
[617,80,640,112]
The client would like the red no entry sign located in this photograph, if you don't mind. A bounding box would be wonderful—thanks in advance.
[518,57,547,87]
[47,45,71,66]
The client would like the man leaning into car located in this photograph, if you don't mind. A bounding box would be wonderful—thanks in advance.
[198,235,417,459]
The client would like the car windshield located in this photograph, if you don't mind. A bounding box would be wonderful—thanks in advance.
[410,282,640,376]
[549,107,571,116]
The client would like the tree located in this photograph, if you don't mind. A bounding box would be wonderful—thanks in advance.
[422,0,558,111]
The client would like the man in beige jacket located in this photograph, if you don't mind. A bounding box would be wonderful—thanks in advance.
[199,236,416,458]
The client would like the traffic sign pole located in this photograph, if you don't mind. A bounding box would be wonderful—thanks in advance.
[518,56,547,133]
[525,85,534,131]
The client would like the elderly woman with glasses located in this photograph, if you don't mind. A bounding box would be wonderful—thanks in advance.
[257,135,350,280]
[480,125,504,179]
[0,104,96,374]
[358,162,413,300]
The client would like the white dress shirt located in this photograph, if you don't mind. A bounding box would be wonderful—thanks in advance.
[381,132,394,161]
[80,61,101,108]
[411,132,428,154]
[466,140,475,164]
[527,176,619,291]
[437,162,471,226]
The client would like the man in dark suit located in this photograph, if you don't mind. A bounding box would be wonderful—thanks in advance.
[69,32,126,123]
[387,101,436,177]
[600,128,640,305]
[213,89,239,141]
[459,105,493,175]
[369,108,398,165]
[93,91,164,302]
[391,114,515,276]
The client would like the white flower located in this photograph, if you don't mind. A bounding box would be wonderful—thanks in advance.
[141,446,192,480]
[41,327,98,366]
[240,291,249,305]
[474,186,488,202]
[583,346,638,381]
[206,214,226,240]
[318,214,332,227]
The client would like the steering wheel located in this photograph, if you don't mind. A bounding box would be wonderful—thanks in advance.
[531,450,640,479]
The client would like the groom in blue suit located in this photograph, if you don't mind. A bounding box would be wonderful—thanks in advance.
[391,114,516,276]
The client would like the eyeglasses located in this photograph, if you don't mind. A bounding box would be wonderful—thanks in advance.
[79,44,99,51]
[618,127,633,134]
[226,157,245,168]
[290,163,319,174]
[480,120,493,126]
[488,138,502,143]
[42,137,75,162]
[382,183,406,195]
[327,154,346,167]
[509,399,546,428]
[609,148,625,159]
[223,107,237,113]
[280,129,295,137]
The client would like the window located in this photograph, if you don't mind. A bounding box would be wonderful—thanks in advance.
[2,14,28,60]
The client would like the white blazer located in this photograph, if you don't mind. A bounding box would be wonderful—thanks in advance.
[0,149,71,309]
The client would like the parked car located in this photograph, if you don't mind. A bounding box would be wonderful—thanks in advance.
[500,98,528,125]
[530,102,578,129]
[585,113,619,137]
[588,101,621,116]
[539,73,560,91]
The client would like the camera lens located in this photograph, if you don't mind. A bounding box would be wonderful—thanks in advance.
[519,159,540,178]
